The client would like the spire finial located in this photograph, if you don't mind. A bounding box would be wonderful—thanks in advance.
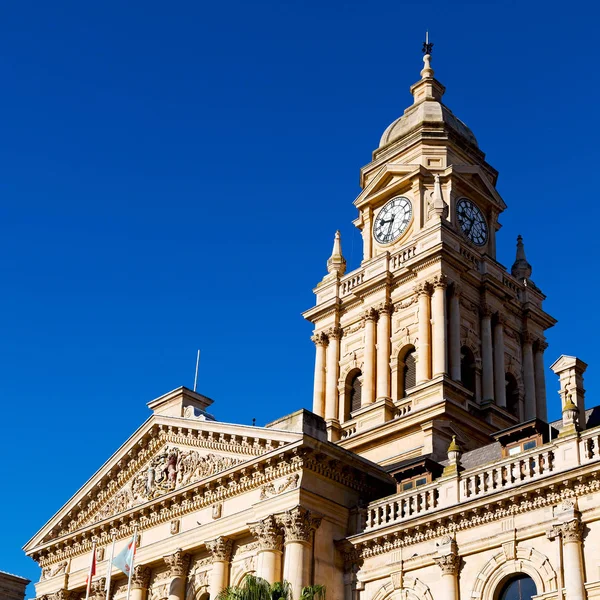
[421,31,434,79]
[326,230,347,277]
[511,234,532,281]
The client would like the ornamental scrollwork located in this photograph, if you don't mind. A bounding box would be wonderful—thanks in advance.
[41,560,68,580]
[260,474,299,500]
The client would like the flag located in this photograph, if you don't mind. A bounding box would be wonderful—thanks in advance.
[85,544,96,598]
[112,535,136,576]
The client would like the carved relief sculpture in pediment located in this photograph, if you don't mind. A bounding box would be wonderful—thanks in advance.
[92,447,243,523]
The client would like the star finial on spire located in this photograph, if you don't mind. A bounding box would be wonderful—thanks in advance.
[422,30,433,55]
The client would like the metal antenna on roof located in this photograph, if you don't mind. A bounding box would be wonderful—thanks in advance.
[193,349,201,392]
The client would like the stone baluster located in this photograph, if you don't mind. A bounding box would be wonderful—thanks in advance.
[522,332,537,419]
[416,283,432,383]
[480,304,494,401]
[206,537,233,599]
[280,506,322,600]
[249,515,284,584]
[163,549,191,600]
[362,309,378,406]
[129,566,152,600]
[534,340,548,421]
[449,283,461,381]
[493,313,506,408]
[376,302,393,400]
[324,326,342,422]
[311,332,328,417]
[431,276,448,377]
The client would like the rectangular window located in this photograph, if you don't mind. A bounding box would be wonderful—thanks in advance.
[416,477,428,487]
[523,439,537,451]
[402,481,414,491]
[508,445,521,456]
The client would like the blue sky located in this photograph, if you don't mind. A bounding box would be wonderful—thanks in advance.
[2,1,599,593]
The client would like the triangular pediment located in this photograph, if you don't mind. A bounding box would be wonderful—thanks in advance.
[24,410,303,553]
[354,164,423,210]
[450,165,507,210]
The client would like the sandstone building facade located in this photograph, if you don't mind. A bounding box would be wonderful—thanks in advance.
[24,49,600,600]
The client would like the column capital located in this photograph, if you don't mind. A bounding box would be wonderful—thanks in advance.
[206,536,233,562]
[522,331,535,346]
[311,331,329,347]
[560,519,584,543]
[362,307,379,323]
[480,303,493,318]
[433,553,461,575]
[451,281,462,297]
[376,301,394,316]
[432,275,448,289]
[415,282,431,296]
[536,339,549,352]
[130,565,152,590]
[325,325,343,340]
[164,548,191,577]
[249,515,284,552]
[279,506,322,543]
[46,592,79,600]
[90,579,107,600]
[494,311,506,326]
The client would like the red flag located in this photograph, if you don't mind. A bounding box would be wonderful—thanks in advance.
[85,544,97,598]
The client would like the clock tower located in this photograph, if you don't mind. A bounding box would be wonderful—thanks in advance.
[303,48,556,466]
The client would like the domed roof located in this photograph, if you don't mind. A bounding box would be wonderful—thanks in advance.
[378,53,478,150]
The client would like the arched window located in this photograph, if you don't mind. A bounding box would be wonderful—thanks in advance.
[403,350,416,396]
[505,373,519,417]
[461,346,476,394]
[498,575,537,600]
[350,371,362,413]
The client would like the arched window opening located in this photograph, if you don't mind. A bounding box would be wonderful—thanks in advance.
[498,575,537,600]
[461,346,476,394]
[350,371,362,413]
[402,348,417,397]
[505,373,519,416]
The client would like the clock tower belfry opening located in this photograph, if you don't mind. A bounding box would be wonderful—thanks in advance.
[302,46,556,465]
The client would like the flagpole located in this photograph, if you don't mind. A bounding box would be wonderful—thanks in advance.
[85,541,97,600]
[125,527,138,600]
[105,533,116,600]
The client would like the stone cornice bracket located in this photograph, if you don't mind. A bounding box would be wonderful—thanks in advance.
[311,332,329,347]
[248,514,284,552]
[164,548,191,577]
[130,565,152,590]
[279,506,322,544]
[205,536,233,562]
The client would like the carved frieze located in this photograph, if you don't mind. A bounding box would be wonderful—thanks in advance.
[93,447,243,522]
[41,560,68,580]
[260,474,299,500]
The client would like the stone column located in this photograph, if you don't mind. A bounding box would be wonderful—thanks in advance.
[522,333,537,419]
[416,283,432,383]
[206,536,233,599]
[560,518,586,600]
[480,304,494,401]
[362,308,377,405]
[129,566,151,600]
[493,313,506,408]
[280,506,322,600]
[431,276,448,377]
[163,549,191,600]
[325,326,342,421]
[434,551,461,600]
[311,332,328,417]
[249,515,283,584]
[534,340,548,422]
[449,284,461,381]
[376,302,393,400]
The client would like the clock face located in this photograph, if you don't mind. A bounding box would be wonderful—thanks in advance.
[456,198,488,246]
[373,197,413,244]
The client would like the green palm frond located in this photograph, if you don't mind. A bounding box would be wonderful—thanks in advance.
[300,584,327,600]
